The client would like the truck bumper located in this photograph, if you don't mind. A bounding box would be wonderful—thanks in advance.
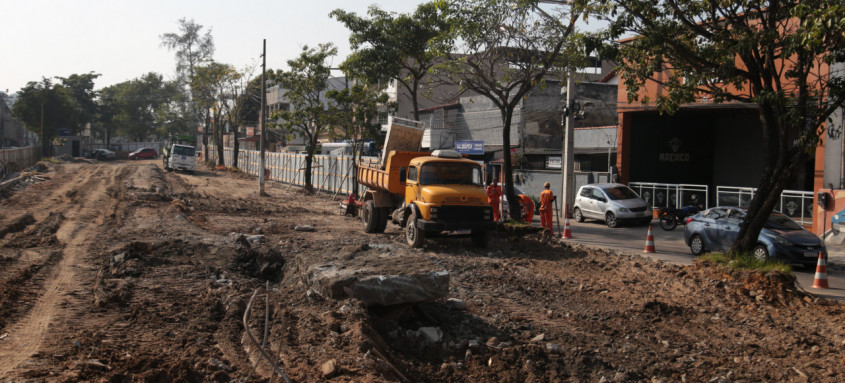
[416,220,496,232]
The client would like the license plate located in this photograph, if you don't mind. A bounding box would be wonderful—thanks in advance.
[455,229,471,235]
[805,252,821,258]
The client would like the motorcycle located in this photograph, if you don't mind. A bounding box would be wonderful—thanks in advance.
[658,205,699,231]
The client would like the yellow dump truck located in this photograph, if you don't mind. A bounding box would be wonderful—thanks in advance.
[358,149,494,248]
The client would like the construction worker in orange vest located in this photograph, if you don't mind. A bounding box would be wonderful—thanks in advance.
[486,179,503,222]
[518,194,534,223]
[539,182,555,234]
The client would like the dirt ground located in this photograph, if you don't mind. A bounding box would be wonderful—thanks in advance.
[1,159,845,382]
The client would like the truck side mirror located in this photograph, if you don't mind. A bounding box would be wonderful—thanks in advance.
[399,167,407,183]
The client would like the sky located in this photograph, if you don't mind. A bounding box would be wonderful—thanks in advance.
[1,0,423,94]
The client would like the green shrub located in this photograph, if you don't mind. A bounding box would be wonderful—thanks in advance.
[699,253,792,274]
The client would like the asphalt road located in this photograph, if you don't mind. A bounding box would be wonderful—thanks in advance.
[553,217,845,301]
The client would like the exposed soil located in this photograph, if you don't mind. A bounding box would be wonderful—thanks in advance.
[1,160,844,382]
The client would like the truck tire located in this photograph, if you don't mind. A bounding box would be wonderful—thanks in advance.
[374,207,389,233]
[406,209,425,248]
[362,201,379,233]
[471,230,490,248]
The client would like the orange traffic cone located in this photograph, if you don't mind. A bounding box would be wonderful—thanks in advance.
[643,225,656,253]
[811,252,829,289]
[561,216,573,239]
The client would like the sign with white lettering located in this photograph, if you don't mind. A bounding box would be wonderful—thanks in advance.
[455,140,484,154]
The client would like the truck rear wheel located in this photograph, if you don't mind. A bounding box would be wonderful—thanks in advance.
[406,209,425,248]
[362,201,379,233]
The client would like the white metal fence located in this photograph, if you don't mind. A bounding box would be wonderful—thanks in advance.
[87,142,161,153]
[629,182,710,210]
[209,146,371,197]
[716,186,814,225]
[1,146,41,180]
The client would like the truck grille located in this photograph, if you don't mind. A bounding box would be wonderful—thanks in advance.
[443,196,483,204]
[436,206,488,222]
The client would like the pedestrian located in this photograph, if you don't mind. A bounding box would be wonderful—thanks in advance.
[539,182,555,234]
[519,194,534,223]
[486,178,503,222]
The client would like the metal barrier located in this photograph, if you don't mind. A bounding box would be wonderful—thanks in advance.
[1,146,41,180]
[629,182,709,210]
[215,146,373,197]
[716,186,814,225]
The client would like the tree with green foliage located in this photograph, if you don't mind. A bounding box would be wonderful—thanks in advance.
[190,62,256,168]
[271,44,338,191]
[437,0,588,217]
[12,78,77,156]
[602,0,845,255]
[331,2,452,120]
[326,83,395,194]
[100,73,180,142]
[57,72,101,134]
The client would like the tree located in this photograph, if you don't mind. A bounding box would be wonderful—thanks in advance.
[57,72,101,133]
[438,0,587,218]
[191,62,256,168]
[100,73,180,142]
[326,83,395,194]
[160,18,215,143]
[331,2,452,120]
[12,78,77,156]
[160,18,215,86]
[271,44,338,191]
[604,0,845,255]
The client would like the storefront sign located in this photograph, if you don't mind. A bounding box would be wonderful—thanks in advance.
[659,137,690,162]
[455,140,484,154]
[546,156,562,169]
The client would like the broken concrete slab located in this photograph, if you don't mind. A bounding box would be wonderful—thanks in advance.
[306,263,449,307]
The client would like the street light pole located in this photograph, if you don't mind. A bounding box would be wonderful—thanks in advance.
[561,71,576,217]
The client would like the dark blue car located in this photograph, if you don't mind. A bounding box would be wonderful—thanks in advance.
[683,207,824,268]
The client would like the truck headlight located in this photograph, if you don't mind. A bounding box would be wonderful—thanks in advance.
[430,207,438,220]
[484,207,491,220]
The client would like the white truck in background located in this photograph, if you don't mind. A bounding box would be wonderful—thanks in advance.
[162,144,197,174]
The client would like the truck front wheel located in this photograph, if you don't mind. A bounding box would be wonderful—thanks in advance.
[406,209,425,248]
[362,201,379,233]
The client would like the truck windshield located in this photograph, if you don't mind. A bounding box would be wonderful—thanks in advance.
[173,146,195,156]
[419,163,482,186]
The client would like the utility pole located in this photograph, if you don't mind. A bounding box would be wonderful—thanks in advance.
[561,71,576,217]
[259,39,267,196]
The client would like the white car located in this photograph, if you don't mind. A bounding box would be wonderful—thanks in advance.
[572,183,652,228]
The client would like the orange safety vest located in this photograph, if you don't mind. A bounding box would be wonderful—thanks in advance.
[540,189,554,211]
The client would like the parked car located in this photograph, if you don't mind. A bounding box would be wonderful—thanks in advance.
[684,207,825,268]
[129,147,158,160]
[832,207,845,235]
[90,149,115,160]
[572,183,652,228]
